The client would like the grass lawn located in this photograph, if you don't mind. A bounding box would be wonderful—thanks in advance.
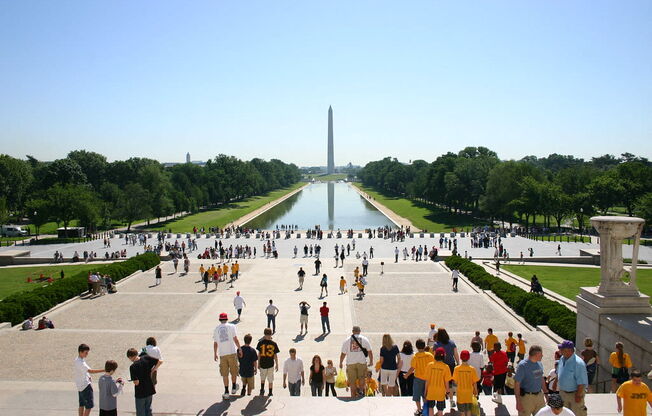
[355,183,488,232]
[0,264,100,300]
[503,265,652,303]
[146,183,304,233]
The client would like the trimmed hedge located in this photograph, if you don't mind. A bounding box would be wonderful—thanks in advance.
[445,256,577,341]
[0,253,160,325]
[30,237,93,245]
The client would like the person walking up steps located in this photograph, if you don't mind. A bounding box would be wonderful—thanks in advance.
[514,345,548,416]
[299,301,310,334]
[283,348,305,396]
[213,312,242,400]
[256,328,280,397]
[155,265,162,286]
[233,291,246,321]
[297,267,305,290]
[451,268,459,291]
[320,302,331,334]
[265,300,279,334]
[320,274,328,297]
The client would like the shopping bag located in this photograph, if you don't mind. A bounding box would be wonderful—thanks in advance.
[471,395,481,416]
[335,369,347,388]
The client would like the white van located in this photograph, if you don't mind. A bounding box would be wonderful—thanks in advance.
[0,225,28,237]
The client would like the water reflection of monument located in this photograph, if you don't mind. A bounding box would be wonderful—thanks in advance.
[327,182,334,230]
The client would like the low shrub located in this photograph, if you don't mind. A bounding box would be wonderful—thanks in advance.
[30,237,93,245]
[0,252,159,325]
[445,255,577,341]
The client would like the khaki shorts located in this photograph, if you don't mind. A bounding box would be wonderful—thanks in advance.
[219,353,239,377]
[346,363,367,384]
[260,367,275,383]
[518,391,545,416]
[241,376,255,390]
[300,315,308,325]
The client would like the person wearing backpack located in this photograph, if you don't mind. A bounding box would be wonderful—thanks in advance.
[319,274,328,298]
[339,326,374,398]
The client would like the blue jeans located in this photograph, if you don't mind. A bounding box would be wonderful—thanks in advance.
[288,381,301,396]
[267,314,276,332]
[135,395,152,416]
[321,316,330,333]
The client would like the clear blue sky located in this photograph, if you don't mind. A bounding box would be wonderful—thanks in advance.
[1,1,650,166]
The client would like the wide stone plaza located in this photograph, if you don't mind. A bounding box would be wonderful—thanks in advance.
[0,242,599,415]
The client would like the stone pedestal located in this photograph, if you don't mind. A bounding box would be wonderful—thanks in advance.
[576,216,650,388]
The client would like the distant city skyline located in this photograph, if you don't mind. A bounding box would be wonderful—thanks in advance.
[1,1,650,165]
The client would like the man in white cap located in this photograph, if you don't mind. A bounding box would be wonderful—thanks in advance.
[233,291,246,321]
[213,312,242,400]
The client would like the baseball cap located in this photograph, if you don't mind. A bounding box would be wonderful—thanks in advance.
[547,393,564,409]
[236,291,240,295]
[219,312,228,321]
[460,350,470,361]
[435,347,446,357]
[558,340,575,350]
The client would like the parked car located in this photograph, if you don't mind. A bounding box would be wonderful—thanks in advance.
[0,225,28,237]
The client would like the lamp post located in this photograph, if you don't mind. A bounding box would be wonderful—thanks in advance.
[579,207,584,240]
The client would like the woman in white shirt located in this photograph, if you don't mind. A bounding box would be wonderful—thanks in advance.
[396,340,414,397]
[468,341,485,394]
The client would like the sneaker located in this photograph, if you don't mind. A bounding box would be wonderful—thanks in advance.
[260,388,265,396]
[450,399,456,408]
[241,387,246,396]
[491,393,502,404]
[231,383,239,395]
[222,393,230,401]
[268,391,273,397]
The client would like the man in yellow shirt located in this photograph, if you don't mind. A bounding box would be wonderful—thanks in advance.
[233,261,239,279]
[505,332,517,364]
[453,350,479,416]
[405,339,434,416]
[424,347,451,416]
[199,264,205,280]
[616,369,652,416]
[485,328,498,358]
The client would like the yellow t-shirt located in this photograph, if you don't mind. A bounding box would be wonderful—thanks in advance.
[609,352,633,369]
[199,266,205,275]
[453,363,480,404]
[340,279,346,288]
[505,337,517,353]
[366,377,378,392]
[411,351,434,380]
[222,265,228,274]
[617,380,651,416]
[357,281,364,290]
[425,361,452,401]
[485,334,499,351]
[234,263,239,272]
[231,265,236,274]
[209,266,216,275]
[517,339,526,355]
[354,269,360,278]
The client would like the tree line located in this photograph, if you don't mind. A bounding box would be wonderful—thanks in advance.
[358,148,652,232]
[0,151,301,233]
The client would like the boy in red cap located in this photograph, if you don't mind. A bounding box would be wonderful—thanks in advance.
[424,347,451,416]
[453,350,479,416]
[213,312,242,400]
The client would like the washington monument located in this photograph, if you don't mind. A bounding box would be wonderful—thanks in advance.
[327,105,334,174]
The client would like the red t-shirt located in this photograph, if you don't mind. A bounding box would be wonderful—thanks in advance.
[320,306,329,317]
[490,351,509,375]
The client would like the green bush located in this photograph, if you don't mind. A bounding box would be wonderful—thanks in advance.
[0,253,159,325]
[445,255,577,341]
[30,237,92,245]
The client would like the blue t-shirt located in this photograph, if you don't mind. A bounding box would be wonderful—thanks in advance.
[435,340,457,367]
[238,345,258,378]
[380,345,400,370]
[514,358,544,393]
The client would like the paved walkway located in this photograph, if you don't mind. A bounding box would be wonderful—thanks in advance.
[0,254,564,414]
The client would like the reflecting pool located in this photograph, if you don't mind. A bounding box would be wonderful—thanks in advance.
[244,182,393,230]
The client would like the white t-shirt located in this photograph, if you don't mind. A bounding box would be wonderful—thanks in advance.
[468,352,485,379]
[427,329,437,347]
[341,334,372,365]
[233,296,245,309]
[399,352,413,372]
[213,323,238,356]
[145,345,162,360]
[283,357,304,384]
[74,357,91,391]
[265,304,279,315]
[535,406,575,416]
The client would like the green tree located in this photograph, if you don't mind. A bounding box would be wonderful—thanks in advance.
[588,172,624,215]
[119,183,151,231]
[24,199,50,238]
[67,150,108,192]
[47,184,93,231]
[0,154,33,213]
[635,193,652,227]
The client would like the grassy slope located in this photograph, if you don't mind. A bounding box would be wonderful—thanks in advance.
[0,264,100,300]
[355,184,487,232]
[146,183,303,233]
[503,265,652,302]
